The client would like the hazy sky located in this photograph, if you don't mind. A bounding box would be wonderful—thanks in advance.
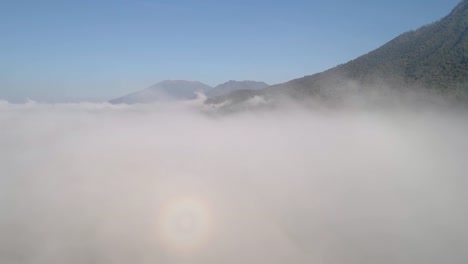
[0,0,461,101]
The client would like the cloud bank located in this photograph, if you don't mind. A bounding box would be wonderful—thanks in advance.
[0,100,467,264]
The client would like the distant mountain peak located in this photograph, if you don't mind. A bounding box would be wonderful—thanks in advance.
[158,80,203,84]
[110,80,212,104]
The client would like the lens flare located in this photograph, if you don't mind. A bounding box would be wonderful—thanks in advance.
[158,196,213,252]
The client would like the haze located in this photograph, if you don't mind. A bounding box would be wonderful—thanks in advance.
[1,97,467,264]
[1,1,467,263]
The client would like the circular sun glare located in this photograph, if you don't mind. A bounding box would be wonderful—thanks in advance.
[158,197,213,252]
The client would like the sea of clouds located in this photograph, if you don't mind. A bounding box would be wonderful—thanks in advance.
[0,98,467,264]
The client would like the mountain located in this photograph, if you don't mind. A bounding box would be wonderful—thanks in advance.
[206,80,269,97]
[110,80,212,104]
[208,0,468,106]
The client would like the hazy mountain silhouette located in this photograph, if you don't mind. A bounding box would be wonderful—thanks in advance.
[110,80,270,104]
[110,80,212,104]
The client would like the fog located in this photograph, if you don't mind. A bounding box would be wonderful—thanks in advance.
[1,98,467,264]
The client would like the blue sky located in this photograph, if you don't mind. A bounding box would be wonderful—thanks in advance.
[0,0,461,101]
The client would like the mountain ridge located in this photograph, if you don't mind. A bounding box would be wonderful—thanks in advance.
[110,79,270,104]
[110,80,212,104]
[206,80,269,98]
[208,0,468,106]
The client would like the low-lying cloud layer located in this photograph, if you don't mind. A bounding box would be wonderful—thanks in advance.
[0,99,467,264]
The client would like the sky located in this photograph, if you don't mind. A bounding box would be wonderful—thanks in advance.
[0,0,461,102]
